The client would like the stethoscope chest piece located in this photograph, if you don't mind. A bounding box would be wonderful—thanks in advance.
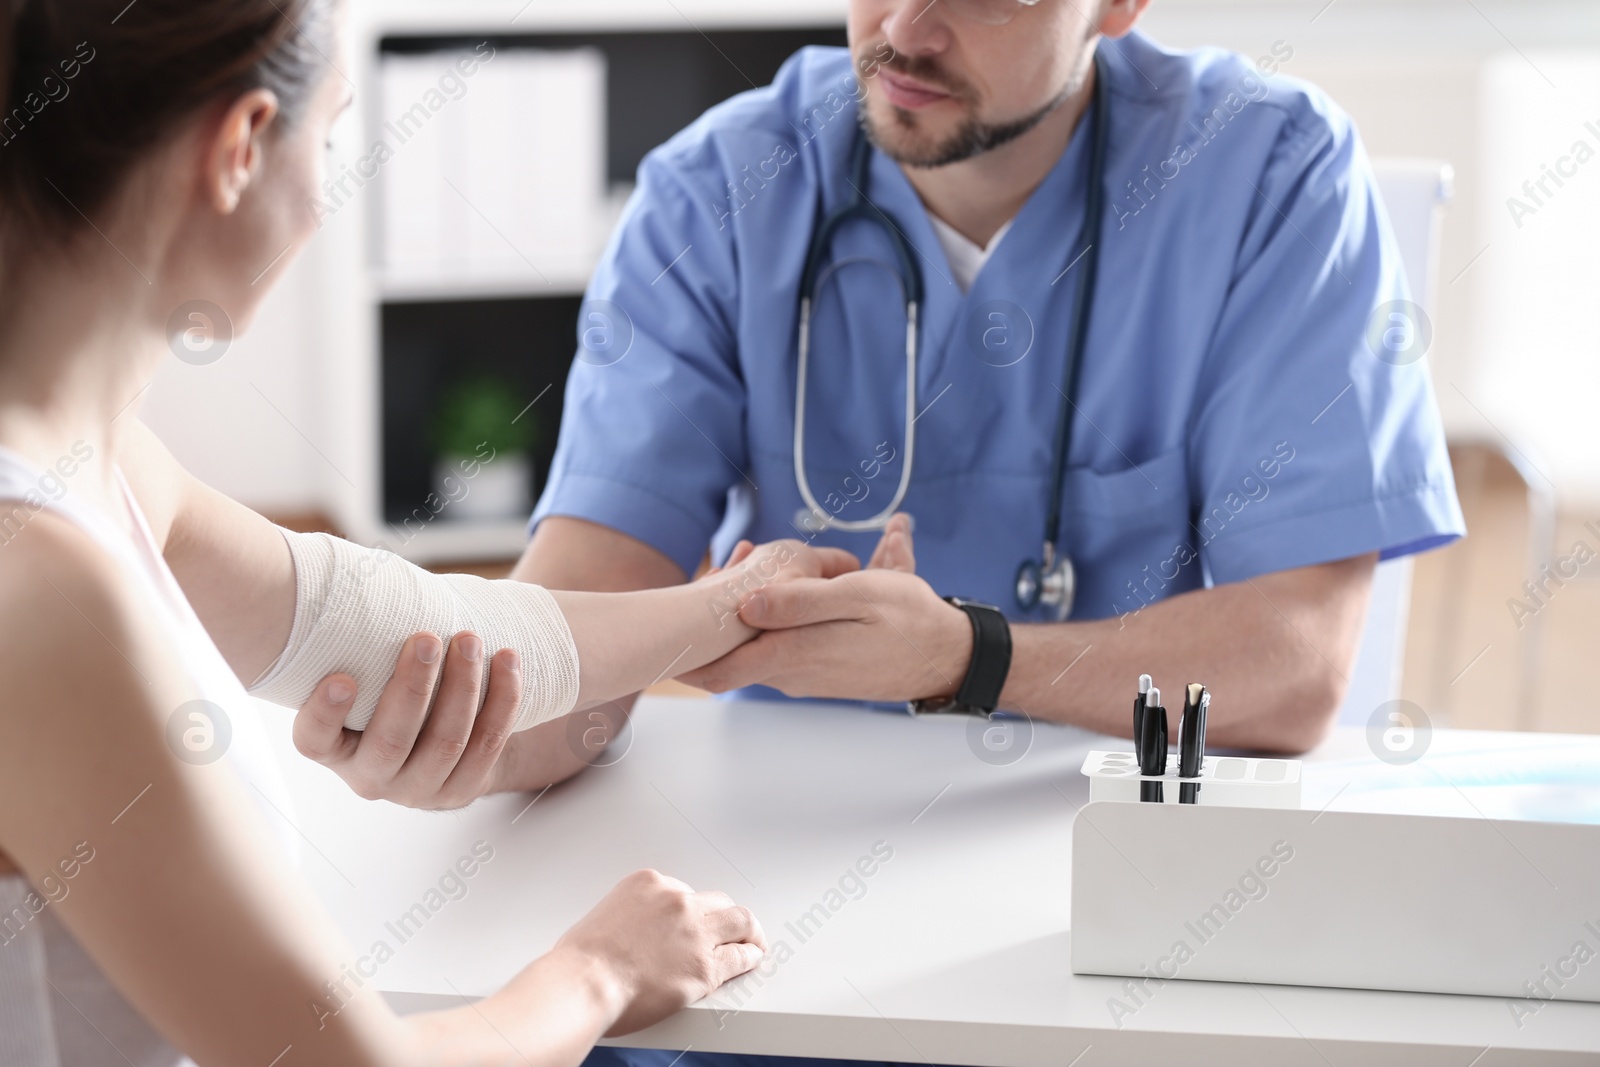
[1015,544,1075,621]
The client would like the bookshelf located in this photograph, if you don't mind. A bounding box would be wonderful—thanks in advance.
[325,0,847,564]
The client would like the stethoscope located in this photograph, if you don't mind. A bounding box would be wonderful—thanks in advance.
[792,50,1110,621]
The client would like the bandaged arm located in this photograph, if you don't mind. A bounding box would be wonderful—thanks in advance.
[247,530,768,732]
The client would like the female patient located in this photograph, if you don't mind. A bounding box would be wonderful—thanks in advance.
[0,1,854,1064]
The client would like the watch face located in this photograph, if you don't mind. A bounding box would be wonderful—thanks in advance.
[906,697,986,717]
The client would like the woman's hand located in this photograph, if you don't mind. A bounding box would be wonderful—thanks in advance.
[549,869,768,1036]
[707,537,861,585]
[412,869,765,1062]
[714,514,913,583]
[696,538,862,633]
[678,514,952,699]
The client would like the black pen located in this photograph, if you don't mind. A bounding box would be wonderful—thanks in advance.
[1139,685,1167,803]
[1178,683,1209,804]
[1134,673,1152,756]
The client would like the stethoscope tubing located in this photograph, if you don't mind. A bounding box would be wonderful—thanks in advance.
[792,49,1110,568]
[1043,50,1111,554]
[793,270,920,532]
[793,134,924,532]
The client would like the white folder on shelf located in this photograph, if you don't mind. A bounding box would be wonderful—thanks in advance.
[379,54,449,272]
[457,53,518,273]
[530,49,608,271]
[377,47,608,287]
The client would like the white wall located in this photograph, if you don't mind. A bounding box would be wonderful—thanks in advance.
[140,0,1600,516]
[139,250,330,514]
[1475,52,1600,503]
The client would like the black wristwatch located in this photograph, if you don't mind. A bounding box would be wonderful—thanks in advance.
[906,597,1013,717]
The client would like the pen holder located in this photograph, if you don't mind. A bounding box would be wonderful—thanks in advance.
[1079,750,1302,808]
[1071,802,1600,1003]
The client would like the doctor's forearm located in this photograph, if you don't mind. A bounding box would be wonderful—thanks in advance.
[1000,614,1327,752]
[1002,610,1334,753]
[999,556,1374,753]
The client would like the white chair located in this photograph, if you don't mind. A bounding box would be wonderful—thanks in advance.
[1333,160,1453,726]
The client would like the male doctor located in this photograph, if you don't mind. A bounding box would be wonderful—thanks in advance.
[295,0,1461,833]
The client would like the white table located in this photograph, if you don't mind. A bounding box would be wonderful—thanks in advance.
[259,695,1600,1066]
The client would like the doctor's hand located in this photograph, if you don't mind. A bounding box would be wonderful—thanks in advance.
[681,516,973,702]
[292,630,526,810]
[864,511,917,573]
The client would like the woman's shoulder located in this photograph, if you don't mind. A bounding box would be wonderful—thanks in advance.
[0,508,159,721]
[0,507,192,862]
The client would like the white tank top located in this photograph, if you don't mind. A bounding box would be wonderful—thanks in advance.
[0,443,300,1066]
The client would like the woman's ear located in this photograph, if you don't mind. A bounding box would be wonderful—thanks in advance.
[1098,0,1153,40]
[205,88,281,214]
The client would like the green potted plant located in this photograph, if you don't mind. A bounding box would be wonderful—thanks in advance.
[429,376,538,521]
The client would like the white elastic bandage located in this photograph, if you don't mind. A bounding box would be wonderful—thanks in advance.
[247,530,580,733]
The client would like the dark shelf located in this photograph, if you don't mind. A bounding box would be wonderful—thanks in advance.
[381,295,582,525]
[377,23,846,528]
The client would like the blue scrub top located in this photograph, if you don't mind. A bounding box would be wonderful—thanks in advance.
[532,32,1464,658]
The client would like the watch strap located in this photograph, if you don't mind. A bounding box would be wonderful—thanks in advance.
[949,598,1012,713]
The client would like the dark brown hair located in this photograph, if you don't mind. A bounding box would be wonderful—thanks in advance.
[0,0,333,248]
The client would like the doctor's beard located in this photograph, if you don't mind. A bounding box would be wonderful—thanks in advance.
[856,45,1082,169]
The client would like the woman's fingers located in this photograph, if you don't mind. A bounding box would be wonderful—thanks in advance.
[706,540,757,578]
[704,902,765,950]
[813,546,863,578]
[693,891,768,990]
[564,871,769,1035]
[712,941,766,985]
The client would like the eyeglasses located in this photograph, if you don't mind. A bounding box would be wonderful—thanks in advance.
[933,0,1045,26]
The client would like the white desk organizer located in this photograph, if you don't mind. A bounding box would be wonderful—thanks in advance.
[1071,801,1600,1003]
[1080,750,1302,808]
